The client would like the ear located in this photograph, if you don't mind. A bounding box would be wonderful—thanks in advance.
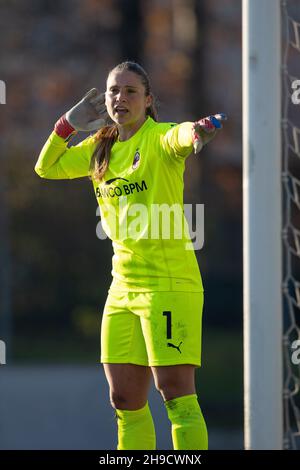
[145,94,152,110]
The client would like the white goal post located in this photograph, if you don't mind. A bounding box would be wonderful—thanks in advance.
[242,0,283,449]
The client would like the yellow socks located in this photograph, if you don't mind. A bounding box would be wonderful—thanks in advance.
[164,393,208,450]
[115,394,207,450]
[115,401,156,450]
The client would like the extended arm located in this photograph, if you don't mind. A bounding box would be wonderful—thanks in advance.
[161,113,227,159]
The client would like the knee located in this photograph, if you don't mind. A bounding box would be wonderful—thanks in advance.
[109,390,130,410]
[154,377,180,399]
[109,390,147,410]
[153,376,195,402]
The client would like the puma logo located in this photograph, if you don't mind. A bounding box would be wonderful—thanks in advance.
[167,341,183,353]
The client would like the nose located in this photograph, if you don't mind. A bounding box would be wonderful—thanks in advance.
[115,89,127,102]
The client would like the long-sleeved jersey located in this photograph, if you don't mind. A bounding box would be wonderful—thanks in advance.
[35,116,204,292]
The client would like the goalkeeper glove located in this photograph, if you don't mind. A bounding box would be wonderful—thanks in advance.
[192,113,227,153]
[54,88,108,140]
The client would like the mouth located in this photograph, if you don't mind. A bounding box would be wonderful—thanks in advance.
[114,106,129,115]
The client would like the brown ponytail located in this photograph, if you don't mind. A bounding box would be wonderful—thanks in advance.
[89,61,158,183]
[89,125,118,182]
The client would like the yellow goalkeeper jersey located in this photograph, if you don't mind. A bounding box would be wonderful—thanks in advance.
[35,116,204,292]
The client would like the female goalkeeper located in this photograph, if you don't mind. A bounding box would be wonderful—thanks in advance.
[35,61,226,450]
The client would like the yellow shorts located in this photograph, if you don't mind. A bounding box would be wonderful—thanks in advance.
[100,290,204,367]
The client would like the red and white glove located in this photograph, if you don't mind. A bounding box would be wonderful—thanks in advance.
[54,88,108,141]
[192,113,227,153]
[54,114,77,141]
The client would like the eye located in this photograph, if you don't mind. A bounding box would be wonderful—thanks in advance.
[127,89,136,94]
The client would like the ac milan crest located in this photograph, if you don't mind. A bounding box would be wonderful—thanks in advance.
[132,149,140,169]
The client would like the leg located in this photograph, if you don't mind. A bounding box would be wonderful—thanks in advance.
[151,364,208,450]
[103,363,152,410]
[100,290,156,449]
[151,364,207,450]
[135,290,207,450]
[139,290,204,402]
[151,364,196,401]
[102,363,155,450]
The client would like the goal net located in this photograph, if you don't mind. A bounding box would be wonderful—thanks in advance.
[282,0,300,450]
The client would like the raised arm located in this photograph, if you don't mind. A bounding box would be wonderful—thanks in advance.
[34,88,108,179]
[34,130,96,179]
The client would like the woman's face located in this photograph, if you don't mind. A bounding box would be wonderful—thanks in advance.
[105,69,152,127]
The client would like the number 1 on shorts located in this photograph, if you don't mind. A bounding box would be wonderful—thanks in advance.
[163,311,172,339]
